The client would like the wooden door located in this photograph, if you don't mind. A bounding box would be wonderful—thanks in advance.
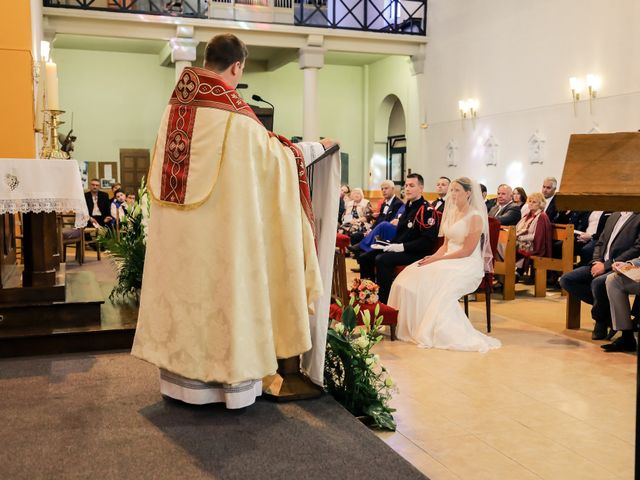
[120,149,150,198]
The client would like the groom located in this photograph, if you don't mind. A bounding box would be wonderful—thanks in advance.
[358,173,440,303]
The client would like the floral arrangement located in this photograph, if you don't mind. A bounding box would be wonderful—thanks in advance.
[98,178,149,302]
[349,278,380,304]
[324,297,397,431]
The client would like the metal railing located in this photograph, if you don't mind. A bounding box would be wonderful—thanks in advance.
[44,0,426,35]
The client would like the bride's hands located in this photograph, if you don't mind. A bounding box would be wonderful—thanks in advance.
[418,256,434,267]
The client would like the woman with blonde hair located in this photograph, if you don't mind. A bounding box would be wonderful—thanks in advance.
[515,192,553,275]
[340,187,372,235]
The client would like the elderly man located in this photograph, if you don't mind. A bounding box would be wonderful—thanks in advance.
[431,176,450,213]
[560,212,640,340]
[488,184,521,225]
[348,180,403,253]
[603,260,640,352]
[84,178,112,227]
[358,173,439,303]
[541,177,558,223]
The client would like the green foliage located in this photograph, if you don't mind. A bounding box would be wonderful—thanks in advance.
[324,297,397,431]
[97,179,149,302]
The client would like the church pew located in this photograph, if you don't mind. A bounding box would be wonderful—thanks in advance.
[532,224,574,298]
[493,226,516,300]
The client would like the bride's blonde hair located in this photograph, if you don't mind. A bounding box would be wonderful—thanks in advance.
[453,177,473,201]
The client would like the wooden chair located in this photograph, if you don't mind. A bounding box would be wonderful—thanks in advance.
[492,225,516,300]
[83,226,102,262]
[463,216,501,333]
[532,224,574,297]
[57,213,84,264]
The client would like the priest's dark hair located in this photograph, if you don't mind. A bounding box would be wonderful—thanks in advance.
[406,173,424,186]
[204,34,249,72]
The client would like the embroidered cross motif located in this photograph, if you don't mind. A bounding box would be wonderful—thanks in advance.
[176,71,199,103]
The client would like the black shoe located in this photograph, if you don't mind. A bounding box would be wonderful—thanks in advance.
[591,322,608,340]
[601,336,637,352]
[605,328,617,341]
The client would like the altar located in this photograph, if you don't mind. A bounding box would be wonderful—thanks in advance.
[0,159,112,357]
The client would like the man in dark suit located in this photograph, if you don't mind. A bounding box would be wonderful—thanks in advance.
[84,178,112,226]
[372,180,404,226]
[358,173,439,303]
[430,176,450,213]
[488,184,521,226]
[541,177,558,223]
[559,212,640,339]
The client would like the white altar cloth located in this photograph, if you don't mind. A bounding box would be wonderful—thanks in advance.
[0,159,90,228]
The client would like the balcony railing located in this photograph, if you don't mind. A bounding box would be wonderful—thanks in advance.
[43,0,426,36]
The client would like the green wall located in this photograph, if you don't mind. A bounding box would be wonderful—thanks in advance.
[53,48,175,165]
[54,48,365,186]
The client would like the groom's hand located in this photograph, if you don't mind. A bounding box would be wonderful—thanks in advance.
[383,243,404,253]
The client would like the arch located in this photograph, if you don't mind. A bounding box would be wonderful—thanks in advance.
[370,94,406,188]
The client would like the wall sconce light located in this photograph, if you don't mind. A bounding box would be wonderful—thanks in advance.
[569,74,601,115]
[586,73,601,113]
[458,98,478,120]
[569,76,583,115]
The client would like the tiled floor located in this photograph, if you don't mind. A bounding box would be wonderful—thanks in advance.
[368,271,637,479]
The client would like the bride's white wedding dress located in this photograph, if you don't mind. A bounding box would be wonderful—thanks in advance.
[388,210,501,352]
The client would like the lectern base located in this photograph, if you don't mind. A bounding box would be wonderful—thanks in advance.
[262,356,323,402]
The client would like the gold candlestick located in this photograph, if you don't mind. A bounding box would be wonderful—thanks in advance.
[41,109,69,159]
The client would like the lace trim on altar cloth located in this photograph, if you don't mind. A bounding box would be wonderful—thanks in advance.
[0,198,90,228]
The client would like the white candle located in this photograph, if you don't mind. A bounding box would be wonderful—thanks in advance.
[45,61,59,110]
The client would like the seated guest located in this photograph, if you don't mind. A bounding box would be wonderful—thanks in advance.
[110,182,122,199]
[541,176,558,223]
[358,173,439,303]
[480,183,490,210]
[351,180,402,244]
[512,187,529,216]
[603,259,640,352]
[338,184,350,224]
[577,211,610,266]
[515,192,552,273]
[84,178,112,227]
[488,184,521,226]
[552,210,591,259]
[559,212,640,339]
[126,193,136,207]
[349,204,406,255]
[340,188,372,235]
[110,189,127,223]
[431,176,450,212]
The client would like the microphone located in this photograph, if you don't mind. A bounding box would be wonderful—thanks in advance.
[251,94,274,111]
[237,83,248,89]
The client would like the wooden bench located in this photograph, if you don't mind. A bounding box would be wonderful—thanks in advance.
[493,226,516,300]
[532,224,574,298]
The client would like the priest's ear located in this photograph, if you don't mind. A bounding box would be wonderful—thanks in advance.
[230,61,245,79]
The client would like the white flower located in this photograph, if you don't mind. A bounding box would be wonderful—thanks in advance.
[384,377,394,387]
[354,335,369,349]
[365,357,374,366]
[334,322,345,334]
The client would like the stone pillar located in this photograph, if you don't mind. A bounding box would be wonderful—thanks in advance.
[298,46,325,141]
[170,26,197,81]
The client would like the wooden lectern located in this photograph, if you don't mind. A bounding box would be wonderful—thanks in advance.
[556,132,640,329]
[557,132,640,478]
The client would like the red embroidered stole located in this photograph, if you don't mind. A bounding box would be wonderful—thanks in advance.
[159,67,315,236]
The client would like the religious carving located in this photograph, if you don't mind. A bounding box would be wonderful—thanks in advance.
[528,130,546,165]
[483,135,499,166]
[446,139,458,167]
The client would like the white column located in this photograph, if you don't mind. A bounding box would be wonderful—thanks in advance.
[303,68,318,141]
[410,49,427,173]
[298,47,325,142]
[175,60,191,81]
[170,26,197,82]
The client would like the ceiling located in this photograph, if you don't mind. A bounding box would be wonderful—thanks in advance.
[53,34,388,70]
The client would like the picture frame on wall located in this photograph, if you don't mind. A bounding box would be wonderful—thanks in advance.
[100,178,114,189]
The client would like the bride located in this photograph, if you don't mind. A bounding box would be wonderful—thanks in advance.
[388,177,501,352]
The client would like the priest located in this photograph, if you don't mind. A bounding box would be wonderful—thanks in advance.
[132,33,334,409]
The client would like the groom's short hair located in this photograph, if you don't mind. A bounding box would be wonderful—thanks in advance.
[406,173,424,186]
